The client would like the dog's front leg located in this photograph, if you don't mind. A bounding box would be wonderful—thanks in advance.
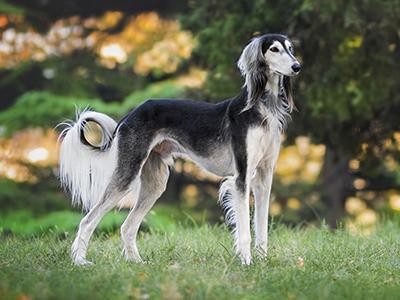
[233,176,252,265]
[252,166,274,257]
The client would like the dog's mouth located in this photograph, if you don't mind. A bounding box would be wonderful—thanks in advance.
[272,70,299,77]
[274,70,285,76]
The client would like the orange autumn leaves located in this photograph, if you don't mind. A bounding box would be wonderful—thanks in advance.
[0,11,195,75]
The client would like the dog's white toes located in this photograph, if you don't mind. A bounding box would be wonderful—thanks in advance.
[73,257,93,266]
[238,251,252,265]
[123,248,143,263]
[126,256,143,264]
[237,244,252,265]
[240,255,252,265]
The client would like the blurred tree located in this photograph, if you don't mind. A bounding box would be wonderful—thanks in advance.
[182,0,400,226]
[0,81,187,134]
[0,2,192,108]
[8,0,188,28]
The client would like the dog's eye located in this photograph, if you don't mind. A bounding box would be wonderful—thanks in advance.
[269,47,279,53]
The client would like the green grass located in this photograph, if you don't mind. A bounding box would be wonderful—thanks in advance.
[0,221,399,300]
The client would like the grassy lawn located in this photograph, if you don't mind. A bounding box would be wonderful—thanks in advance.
[0,221,399,300]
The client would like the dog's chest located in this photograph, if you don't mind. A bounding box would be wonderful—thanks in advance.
[246,125,280,169]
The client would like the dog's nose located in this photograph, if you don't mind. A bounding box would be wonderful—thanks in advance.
[291,63,301,73]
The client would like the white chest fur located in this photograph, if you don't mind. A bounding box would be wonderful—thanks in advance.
[246,125,280,172]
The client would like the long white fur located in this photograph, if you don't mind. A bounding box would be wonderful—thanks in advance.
[59,110,118,211]
[218,176,243,258]
[218,177,237,228]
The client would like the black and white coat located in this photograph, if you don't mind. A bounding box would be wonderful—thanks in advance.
[59,33,301,265]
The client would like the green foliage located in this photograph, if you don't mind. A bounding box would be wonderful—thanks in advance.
[0,81,186,135]
[0,210,81,236]
[0,1,25,14]
[121,81,186,111]
[0,91,115,135]
[0,210,129,236]
[0,222,399,299]
[0,205,200,236]
[39,55,139,101]
[0,178,69,213]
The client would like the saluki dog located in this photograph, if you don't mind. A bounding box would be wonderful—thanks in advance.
[59,33,301,265]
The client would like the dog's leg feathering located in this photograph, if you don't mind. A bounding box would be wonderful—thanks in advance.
[219,176,252,265]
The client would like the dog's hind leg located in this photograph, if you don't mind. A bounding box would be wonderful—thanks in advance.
[71,138,150,265]
[71,177,130,265]
[121,152,170,262]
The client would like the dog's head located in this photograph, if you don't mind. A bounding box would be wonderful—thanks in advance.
[237,34,301,111]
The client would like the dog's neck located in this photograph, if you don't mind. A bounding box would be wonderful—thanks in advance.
[239,70,285,113]
[258,71,290,131]
[265,71,281,98]
[258,71,282,106]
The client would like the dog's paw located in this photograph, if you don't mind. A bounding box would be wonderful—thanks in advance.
[238,249,252,265]
[71,242,92,266]
[240,254,252,265]
[73,257,93,266]
[122,248,143,263]
[237,242,252,265]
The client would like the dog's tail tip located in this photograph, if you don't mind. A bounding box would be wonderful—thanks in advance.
[77,110,117,150]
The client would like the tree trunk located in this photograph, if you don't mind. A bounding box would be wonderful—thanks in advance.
[319,147,352,228]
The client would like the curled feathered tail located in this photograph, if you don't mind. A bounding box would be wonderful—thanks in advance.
[59,110,118,211]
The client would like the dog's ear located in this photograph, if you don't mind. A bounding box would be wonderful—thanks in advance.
[237,37,268,111]
[283,75,295,112]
